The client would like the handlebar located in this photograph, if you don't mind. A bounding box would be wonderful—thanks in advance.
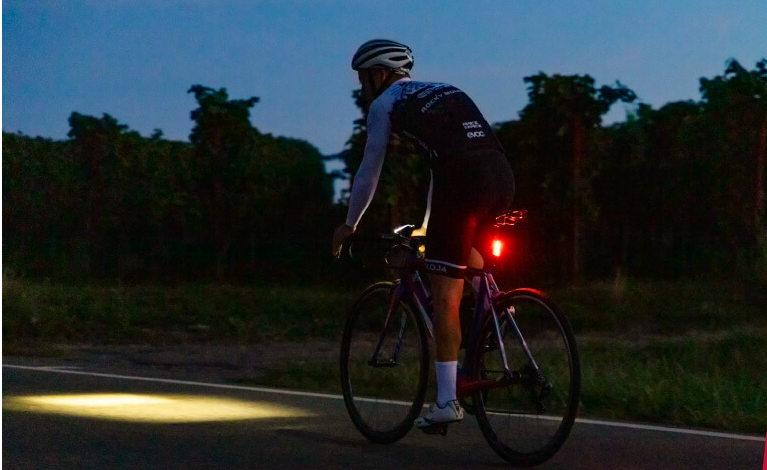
[346,232,424,254]
[345,229,426,269]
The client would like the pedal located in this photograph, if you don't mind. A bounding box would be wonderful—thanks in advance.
[419,423,448,436]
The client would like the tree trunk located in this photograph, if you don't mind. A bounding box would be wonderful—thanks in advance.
[212,177,227,283]
[571,115,584,283]
[755,119,766,237]
[87,144,104,278]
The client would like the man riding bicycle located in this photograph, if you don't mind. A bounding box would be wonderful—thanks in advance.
[332,39,515,430]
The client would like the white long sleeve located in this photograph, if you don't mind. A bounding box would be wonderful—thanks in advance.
[345,79,410,228]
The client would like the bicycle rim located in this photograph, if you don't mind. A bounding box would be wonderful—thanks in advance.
[340,282,429,444]
[473,288,581,466]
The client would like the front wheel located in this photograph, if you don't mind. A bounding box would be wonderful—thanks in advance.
[340,282,430,444]
[472,288,581,466]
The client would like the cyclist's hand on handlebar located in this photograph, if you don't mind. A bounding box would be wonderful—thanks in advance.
[332,223,355,259]
[411,226,427,237]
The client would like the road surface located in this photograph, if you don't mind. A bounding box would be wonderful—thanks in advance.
[2,358,763,469]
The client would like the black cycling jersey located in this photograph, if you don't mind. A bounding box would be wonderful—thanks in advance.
[390,81,504,163]
[345,78,514,278]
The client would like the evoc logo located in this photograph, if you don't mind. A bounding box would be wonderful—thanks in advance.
[467,131,486,138]
[427,263,447,273]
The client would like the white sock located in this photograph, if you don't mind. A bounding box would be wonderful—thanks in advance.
[435,361,458,407]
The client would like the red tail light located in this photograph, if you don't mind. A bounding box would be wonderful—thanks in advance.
[492,239,503,257]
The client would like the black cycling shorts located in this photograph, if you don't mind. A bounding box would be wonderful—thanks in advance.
[424,150,515,278]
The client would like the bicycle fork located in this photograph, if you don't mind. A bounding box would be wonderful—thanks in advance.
[368,280,427,368]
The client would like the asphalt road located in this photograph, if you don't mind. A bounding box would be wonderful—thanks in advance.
[2,359,764,470]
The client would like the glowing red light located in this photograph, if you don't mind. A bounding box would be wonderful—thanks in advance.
[492,239,503,257]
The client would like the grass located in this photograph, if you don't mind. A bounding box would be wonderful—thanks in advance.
[3,275,766,434]
[551,277,765,334]
[1,278,352,345]
[578,328,766,434]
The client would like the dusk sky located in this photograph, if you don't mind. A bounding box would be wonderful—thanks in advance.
[3,1,766,157]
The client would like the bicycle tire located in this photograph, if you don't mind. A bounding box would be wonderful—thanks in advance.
[340,282,430,444]
[471,288,581,466]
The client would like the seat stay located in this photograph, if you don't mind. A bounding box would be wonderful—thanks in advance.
[488,298,513,374]
[462,270,508,376]
[501,302,543,379]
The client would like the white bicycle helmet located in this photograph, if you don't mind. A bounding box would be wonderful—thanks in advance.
[351,39,414,73]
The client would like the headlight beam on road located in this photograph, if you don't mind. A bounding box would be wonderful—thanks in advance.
[3,394,315,423]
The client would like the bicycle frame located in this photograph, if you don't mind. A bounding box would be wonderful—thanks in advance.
[457,268,544,397]
[367,262,545,397]
[342,222,579,464]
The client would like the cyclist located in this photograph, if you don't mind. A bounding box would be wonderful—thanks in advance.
[332,39,515,430]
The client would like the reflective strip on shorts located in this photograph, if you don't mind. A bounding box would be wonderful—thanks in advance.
[424,259,467,278]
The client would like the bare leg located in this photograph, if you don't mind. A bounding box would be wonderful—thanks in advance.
[431,248,484,362]
[431,275,464,362]
[417,248,485,424]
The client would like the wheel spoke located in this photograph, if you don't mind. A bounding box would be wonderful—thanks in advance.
[340,283,430,444]
[472,289,581,466]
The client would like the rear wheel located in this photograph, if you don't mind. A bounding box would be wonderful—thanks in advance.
[340,282,430,443]
[472,288,580,466]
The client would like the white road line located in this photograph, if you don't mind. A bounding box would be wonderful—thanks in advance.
[3,363,765,443]
[2,363,343,401]
[573,417,765,442]
[32,366,83,371]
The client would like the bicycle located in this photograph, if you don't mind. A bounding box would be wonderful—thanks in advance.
[339,210,581,466]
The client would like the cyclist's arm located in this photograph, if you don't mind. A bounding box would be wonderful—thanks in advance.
[345,97,392,229]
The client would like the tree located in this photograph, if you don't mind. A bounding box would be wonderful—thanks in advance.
[187,85,260,281]
[67,112,139,277]
[186,85,336,281]
[699,59,767,261]
[517,73,636,282]
[598,101,708,277]
[2,133,78,276]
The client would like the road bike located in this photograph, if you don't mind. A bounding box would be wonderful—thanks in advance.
[339,210,581,466]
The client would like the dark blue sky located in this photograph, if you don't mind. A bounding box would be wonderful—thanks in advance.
[3,0,766,155]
